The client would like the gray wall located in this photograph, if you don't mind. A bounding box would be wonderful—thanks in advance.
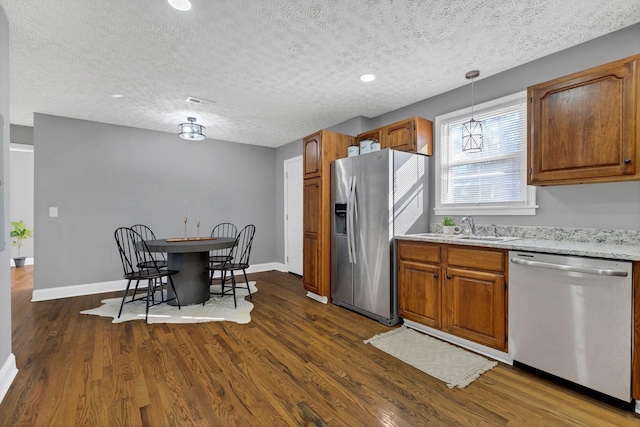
[273,23,640,264]
[368,23,640,230]
[34,114,276,290]
[10,125,33,145]
[0,4,12,388]
[25,22,640,293]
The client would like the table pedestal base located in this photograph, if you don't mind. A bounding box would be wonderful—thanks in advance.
[166,251,210,305]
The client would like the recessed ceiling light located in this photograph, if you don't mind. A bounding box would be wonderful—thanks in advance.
[168,0,192,11]
[111,94,124,98]
[359,74,375,82]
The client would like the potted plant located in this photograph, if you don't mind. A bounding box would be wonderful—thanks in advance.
[441,216,461,235]
[11,220,33,268]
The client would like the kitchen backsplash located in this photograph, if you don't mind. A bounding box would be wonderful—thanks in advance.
[429,224,640,246]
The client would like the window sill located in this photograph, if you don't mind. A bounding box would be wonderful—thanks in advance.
[434,205,538,216]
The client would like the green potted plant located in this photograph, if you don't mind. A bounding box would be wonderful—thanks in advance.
[441,216,461,235]
[11,220,33,268]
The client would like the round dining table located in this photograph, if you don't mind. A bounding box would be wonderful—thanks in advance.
[144,237,236,305]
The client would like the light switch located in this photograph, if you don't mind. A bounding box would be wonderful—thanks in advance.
[49,207,58,217]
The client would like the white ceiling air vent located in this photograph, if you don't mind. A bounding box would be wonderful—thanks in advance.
[186,96,216,106]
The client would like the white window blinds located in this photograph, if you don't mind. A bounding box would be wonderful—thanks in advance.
[435,91,537,215]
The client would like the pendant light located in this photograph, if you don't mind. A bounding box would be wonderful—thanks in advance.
[462,70,483,153]
[179,117,206,140]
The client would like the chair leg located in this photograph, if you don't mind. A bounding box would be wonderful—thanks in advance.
[157,278,165,302]
[168,276,181,310]
[220,270,228,295]
[131,280,141,302]
[230,271,237,309]
[118,279,133,318]
[242,269,252,301]
[203,268,215,305]
[145,279,153,323]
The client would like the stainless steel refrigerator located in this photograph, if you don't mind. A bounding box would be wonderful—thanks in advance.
[331,149,429,325]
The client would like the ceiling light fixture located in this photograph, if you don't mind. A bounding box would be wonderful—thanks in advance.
[168,0,192,11]
[462,70,483,153]
[179,117,206,141]
[359,73,375,82]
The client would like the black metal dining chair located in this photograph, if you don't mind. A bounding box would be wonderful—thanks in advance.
[209,222,237,263]
[114,227,181,322]
[131,224,167,269]
[131,223,169,301]
[204,224,256,308]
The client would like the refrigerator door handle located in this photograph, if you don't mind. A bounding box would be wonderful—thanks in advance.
[351,176,357,264]
[348,175,357,264]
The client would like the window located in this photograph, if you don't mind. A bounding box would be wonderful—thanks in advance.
[434,91,537,216]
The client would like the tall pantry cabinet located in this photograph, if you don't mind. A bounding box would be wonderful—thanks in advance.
[302,130,354,300]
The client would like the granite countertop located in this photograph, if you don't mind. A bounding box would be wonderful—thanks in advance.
[397,225,640,261]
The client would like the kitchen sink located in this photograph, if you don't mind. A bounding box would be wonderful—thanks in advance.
[453,235,520,242]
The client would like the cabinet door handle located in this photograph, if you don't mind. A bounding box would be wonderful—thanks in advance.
[446,275,451,280]
[624,158,632,164]
[433,273,439,278]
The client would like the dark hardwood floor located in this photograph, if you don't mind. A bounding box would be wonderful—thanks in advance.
[2,266,639,426]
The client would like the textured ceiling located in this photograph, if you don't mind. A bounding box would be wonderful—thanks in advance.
[1,0,639,148]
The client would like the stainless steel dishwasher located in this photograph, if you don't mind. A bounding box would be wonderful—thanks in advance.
[509,251,632,403]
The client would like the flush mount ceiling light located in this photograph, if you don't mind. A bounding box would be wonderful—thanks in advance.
[168,0,192,11]
[359,73,375,82]
[462,70,483,153]
[179,117,206,140]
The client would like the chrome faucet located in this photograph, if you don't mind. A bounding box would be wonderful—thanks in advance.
[460,216,476,235]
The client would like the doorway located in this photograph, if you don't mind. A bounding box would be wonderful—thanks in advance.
[9,143,34,266]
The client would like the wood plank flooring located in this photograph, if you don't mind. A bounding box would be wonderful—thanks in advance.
[2,266,639,426]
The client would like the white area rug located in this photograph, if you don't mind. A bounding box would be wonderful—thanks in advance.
[80,282,257,324]
[364,326,498,389]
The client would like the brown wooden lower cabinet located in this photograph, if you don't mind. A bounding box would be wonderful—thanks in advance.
[398,260,442,328]
[397,240,507,352]
[444,266,506,350]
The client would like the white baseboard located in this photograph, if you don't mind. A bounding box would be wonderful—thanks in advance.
[9,257,34,267]
[0,353,18,405]
[32,279,129,302]
[31,262,287,302]
[306,292,328,304]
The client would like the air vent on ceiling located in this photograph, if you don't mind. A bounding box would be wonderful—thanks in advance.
[186,96,216,106]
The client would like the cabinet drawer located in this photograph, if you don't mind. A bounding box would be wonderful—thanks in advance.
[398,241,441,264]
[447,247,505,272]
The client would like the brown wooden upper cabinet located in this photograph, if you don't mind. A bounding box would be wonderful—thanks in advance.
[303,132,322,179]
[381,117,433,155]
[356,129,381,146]
[528,54,640,185]
[355,116,433,156]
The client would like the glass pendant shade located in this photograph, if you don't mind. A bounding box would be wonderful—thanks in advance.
[179,117,205,140]
[462,70,482,153]
[462,119,483,152]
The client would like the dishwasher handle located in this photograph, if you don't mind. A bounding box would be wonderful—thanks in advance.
[510,257,628,277]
